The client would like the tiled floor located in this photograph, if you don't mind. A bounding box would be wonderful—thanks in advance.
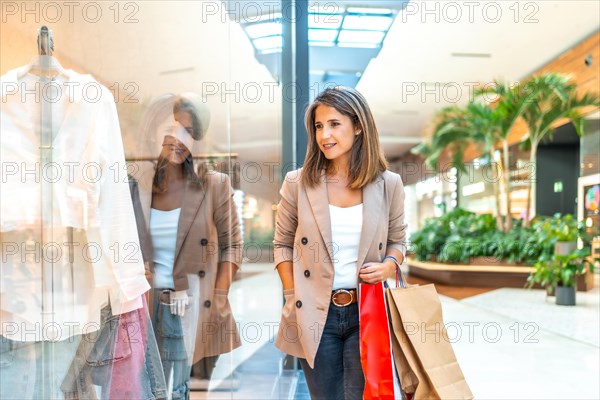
[191,263,293,400]
[441,286,599,399]
[191,264,600,399]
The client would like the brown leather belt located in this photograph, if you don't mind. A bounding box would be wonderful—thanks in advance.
[331,289,358,307]
[158,289,174,304]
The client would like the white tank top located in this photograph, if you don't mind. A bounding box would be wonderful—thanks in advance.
[150,208,181,289]
[329,203,363,290]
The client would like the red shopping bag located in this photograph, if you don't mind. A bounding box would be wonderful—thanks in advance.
[359,281,401,400]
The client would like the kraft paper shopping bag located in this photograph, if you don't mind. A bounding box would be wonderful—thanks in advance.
[386,284,473,400]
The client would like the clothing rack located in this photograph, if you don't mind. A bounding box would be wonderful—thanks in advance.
[126,153,241,189]
[38,25,56,399]
[125,153,239,162]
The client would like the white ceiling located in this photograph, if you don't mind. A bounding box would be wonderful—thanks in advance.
[359,0,600,158]
[1,1,598,165]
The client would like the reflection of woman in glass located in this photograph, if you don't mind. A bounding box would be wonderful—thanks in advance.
[273,87,407,399]
[130,93,243,399]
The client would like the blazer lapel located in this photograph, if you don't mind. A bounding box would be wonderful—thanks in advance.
[174,180,206,263]
[356,175,384,270]
[305,172,334,263]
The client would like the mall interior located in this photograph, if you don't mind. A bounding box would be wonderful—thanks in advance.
[0,1,599,399]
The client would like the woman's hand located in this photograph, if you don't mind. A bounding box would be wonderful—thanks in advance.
[359,260,396,284]
[170,290,189,316]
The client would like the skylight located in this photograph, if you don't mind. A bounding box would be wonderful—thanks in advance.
[342,15,393,31]
[308,29,339,42]
[346,7,393,15]
[308,4,345,14]
[239,4,404,88]
[241,6,398,54]
[308,14,344,29]
[337,30,385,45]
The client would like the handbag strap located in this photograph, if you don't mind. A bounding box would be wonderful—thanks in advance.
[383,255,409,289]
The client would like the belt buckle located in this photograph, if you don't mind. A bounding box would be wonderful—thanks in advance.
[160,289,172,304]
[332,289,353,307]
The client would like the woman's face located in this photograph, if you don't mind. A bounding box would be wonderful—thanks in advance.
[154,111,194,164]
[314,104,358,166]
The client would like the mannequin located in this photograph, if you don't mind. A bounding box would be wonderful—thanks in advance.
[0,27,159,398]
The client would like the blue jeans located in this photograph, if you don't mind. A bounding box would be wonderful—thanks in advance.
[151,289,191,400]
[299,302,365,400]
[60,300,167,400]
[1,300,166,400]
[0,335,80,399]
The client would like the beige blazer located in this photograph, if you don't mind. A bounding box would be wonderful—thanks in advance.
[273,168,407,368]
[130,164,243,363]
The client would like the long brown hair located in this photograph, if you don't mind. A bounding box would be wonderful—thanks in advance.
[139,94,209,193]
[152,152,202,194]
[302,86,387,189]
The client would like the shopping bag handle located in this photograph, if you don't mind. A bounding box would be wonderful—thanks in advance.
[383,255,408,289]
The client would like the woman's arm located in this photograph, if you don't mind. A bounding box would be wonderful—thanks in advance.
[276,261,295,290]
[213,173,243,286]
[386,173,408,260]
[215,261,239,290]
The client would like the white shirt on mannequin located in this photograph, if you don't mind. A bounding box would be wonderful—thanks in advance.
[0,67,150,341]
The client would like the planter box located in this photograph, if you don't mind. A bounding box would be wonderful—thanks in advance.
[469,256,531,267]
[419,256,532,267]
[407,258,533,288]
[407,258,594,291]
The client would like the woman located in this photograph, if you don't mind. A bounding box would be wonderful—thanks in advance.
[130,93,243,399]
[273,87,407,400]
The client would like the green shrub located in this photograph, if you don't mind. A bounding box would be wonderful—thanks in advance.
[409,209,561,265]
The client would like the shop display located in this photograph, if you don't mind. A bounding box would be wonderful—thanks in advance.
[0,27,165,399]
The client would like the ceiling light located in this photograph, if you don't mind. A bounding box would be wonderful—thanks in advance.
[347,7,393,15]
[309,13,343,29]
[338,30,385,45]
[309,4,344,14]
[342,15,393,31]
[309,29,338,42]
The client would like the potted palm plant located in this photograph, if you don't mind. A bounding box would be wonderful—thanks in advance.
[412,104,506,231]
[528,247,595,305]
[475,80,535,232]
[519,73,600,226]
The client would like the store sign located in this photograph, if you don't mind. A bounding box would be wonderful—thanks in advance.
[553,181,563,193]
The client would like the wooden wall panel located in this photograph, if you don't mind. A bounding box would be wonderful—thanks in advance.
[443,31,599,165]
